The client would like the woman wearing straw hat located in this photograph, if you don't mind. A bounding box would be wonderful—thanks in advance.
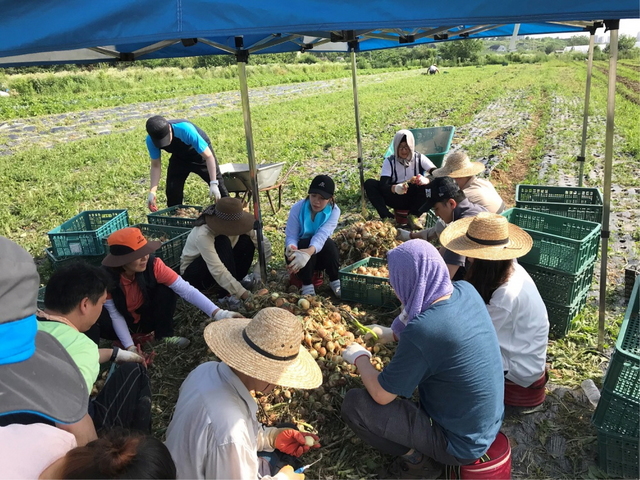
[165,307,322,480]
[433,151,505,214]
[97,227,242,351]
[181,197,272,308]
[341,240,504,478]
[364,129,435,228]
[285,175,342,297]
[440,212,550,406]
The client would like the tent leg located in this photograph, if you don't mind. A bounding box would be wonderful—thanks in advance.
[597,21,619,351]
[236,43,267,283]
[578,28,597,187]
[350,44,366,217]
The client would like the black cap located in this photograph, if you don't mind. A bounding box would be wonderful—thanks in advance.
[308,175,335,199]
[146,116,172,148]
[418,176,461,213]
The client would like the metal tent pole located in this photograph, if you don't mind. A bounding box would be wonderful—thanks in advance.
[597,21,619,351]
[350,41,367,217]
[577,27,598,187]
[235,37,267,282]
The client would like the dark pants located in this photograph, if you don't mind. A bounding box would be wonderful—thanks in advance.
[182,234,255,296]
[364,179,425,219]
[287,237,340,284]
[341,389,474,466]
[90,363,152,433]
[166,153,229,207]
[88,284,178,343]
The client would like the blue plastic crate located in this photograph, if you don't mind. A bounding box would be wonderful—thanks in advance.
[48,210,129,257]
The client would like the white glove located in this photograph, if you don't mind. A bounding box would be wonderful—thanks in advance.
[396,229,411,242]
[147,191,158,212]
[252,263,262,283]
[393,184,407,195]
[415,175,431,186]
[114,348,145,364]
[285,244,297,258]
[364,325,396,344]
[213,308,244,321]
[342,343,372,365]
[209,180,221,201]
[288,250,310,273]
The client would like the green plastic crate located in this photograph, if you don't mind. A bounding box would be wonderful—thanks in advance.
[339,257,399,308]
[48,210,129,257]
[502,208,601,274]
[383,126,456,168]
[37,286,46,310]
[596,429,639,479]
[544,291,589,339]
[593,386,639,437]
[109,224,191,270]
[515,185,603,222]
[523,261,595,306]
[45,247,105,271]
[424,210,438,229]
[146,205,203,228]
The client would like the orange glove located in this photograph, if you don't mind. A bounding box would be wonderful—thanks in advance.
[274,430,321,457]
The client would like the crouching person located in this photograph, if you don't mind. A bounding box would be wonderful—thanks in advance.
[165,307,322,479]
[340,240,504,478]
[92,227,241,351]
[37,263,153,433]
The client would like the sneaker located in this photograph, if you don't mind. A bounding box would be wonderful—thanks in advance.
[161,336,191,349]
[330,280,341,298]
[377,455,444,479]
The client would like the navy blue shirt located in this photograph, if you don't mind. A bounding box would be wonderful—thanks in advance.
[378,281,504,460]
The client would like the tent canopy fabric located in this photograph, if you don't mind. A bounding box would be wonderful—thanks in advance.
[0,1,637,66]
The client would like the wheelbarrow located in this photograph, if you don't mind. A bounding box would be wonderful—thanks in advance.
[219,161,297,214]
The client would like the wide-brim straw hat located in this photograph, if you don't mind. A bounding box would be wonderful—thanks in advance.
[440,212,533,260]
[204,197,254,236]
[204,307,322,390]
[433,151,485,178]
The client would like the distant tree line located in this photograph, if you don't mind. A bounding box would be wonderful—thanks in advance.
[2,35,637,75]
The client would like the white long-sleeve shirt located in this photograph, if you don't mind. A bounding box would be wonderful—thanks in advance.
[165,362,287,480]
[284,199,340,253]
[487,262,549,387]
[180,225,272,298]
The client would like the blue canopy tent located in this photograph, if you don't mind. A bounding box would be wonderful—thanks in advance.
[0,1,638,346]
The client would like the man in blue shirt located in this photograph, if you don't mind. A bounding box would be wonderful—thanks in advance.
[341,240,504,479]
[145,115,229,211]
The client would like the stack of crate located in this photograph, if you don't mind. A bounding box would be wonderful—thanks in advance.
[502,204,601,338]
[591,276,640,478]
[38,209,130,308]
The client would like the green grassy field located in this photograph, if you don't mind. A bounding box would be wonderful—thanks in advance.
[1,59,639,478]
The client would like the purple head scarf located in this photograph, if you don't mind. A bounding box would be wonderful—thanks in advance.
[388,239,453,337]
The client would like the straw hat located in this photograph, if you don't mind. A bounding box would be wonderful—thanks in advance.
[439,212,533,260]
[204,198,254,236]
[204,307,322,389]
[102,227,161,267]
[433,151,485,178]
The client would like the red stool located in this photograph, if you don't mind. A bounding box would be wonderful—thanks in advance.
[289,271,324,289]
[394,209,410,225]
[446,432,512,479]
[504,371,548,407]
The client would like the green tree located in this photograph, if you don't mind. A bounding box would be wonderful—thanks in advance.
[438,39,483,62]
[567,35,590,46]
[604,35,638,53]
